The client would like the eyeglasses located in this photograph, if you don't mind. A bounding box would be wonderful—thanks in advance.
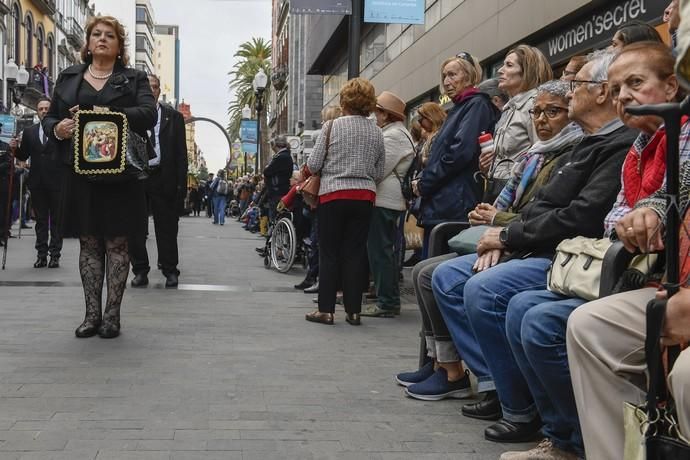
[529,106,569,119]
[569,79,607,92]
[456,51,475,66]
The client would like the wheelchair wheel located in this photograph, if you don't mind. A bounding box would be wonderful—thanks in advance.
[270,217,297,273]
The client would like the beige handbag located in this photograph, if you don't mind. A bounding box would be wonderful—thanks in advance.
[547,236,613,301]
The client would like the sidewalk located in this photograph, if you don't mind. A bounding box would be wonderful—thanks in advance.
[0,217,524,459]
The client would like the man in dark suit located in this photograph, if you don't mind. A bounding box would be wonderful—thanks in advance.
[263,135,293,224]
[15,97,64,268]
[129,75,188,288]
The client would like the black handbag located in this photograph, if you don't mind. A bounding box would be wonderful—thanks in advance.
[641,299,690,459]
[82,129,153,184]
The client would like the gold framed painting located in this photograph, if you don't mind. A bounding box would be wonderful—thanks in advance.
[73,109,129,176]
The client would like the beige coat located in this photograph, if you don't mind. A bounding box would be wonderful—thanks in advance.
[375,121,414,211]
[490,88,537,180]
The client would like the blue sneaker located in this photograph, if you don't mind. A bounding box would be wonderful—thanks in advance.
[395,361,434,387]
[404,368,472,401]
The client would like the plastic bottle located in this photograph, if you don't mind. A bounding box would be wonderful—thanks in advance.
[478,132,494,155]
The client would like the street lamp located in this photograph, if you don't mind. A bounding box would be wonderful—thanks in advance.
[4,59,29,112]
[253,69,267,174]
[240,105,251,175]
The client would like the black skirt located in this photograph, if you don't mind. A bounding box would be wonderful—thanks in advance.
[59,167,146,239]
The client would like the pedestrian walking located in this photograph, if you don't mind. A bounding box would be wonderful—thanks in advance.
[210,170,228,225]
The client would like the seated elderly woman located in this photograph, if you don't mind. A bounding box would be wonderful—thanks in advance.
[397,80,583,401]
[497,41,683,460]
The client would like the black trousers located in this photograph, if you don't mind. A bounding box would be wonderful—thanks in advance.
[31,187,63,258]
[317,199,372,314]
[129,178,180,276]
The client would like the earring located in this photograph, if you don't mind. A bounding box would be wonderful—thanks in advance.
[87,50,92,56]
[117,55,121,60]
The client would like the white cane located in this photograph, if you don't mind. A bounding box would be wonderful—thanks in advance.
[16,171,23,239]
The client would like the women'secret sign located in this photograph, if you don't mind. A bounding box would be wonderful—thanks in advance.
[536,0,666,64]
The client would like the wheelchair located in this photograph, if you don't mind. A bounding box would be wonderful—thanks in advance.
[227,199,240,218]
[263,210,307,273]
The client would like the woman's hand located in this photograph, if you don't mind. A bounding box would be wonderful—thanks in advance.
[468,203,497,226]
[614,207,664,253]
[473,249,502,272]
[55,117,76,140]
[478,148,495,175]
[477,226,505,255]
[412,179,421,197]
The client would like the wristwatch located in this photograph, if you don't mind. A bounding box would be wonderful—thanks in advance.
[499,227,509,246]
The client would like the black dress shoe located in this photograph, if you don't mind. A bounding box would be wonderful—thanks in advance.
[303,281,319,294]
[305,310,334,325]
[33,256,47,268]
[461,391,502,421]
[484,417,543,443]
[131,273,149,287]
[165,273,179,288]
[75,320,100,338]
[294,277,315,290]
[345,313,361,326]
[47,257,60,268]
[98,320,120,339]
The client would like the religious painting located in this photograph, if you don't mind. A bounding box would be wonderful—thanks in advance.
[73,110,128,176]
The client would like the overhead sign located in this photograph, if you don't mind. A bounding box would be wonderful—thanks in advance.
[291,0,352,15]
[364,0,424,24]
[240,119,258,144]
[535,0,666,64]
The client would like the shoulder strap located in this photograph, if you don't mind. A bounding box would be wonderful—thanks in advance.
[392,129,416,181]
[317,120,333,176]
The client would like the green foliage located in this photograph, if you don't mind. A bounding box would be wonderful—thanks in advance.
[227,37,272,139]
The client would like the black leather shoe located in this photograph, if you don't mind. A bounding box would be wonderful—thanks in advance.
[165,273,179,288]
[461,391,502,421]
[75,320,100,338]
[33,256,47,268]
[294,277,315,290]
[345,313,361,326]
[98,320,120,339]
[484,418,542,443]
[131,273,148,287]
[48,257,60,268]
[303,281,319,294]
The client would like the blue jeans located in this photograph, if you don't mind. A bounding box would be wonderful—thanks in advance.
[432,254,551,419]
[506,290,586,456]
[213,195,226,224]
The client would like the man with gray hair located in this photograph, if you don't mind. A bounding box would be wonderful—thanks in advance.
[263,134,294,224]
[428,50,637,446]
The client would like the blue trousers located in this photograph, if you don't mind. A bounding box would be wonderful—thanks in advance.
[506,289,586,456]
[432,253,551,416]
[212,195,226,224]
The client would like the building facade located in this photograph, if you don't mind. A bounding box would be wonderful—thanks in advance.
[308,0,669,117]
[269,0,323,139]
[54,0,92,75]
[153,23,179,107]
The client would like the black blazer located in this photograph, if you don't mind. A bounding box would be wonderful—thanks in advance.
[151,103,188,198]
[42,63,157,165]
[263,148,293,198]
[15,123,63,191]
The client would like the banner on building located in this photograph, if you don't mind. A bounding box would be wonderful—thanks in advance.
[242,142,257,154]
[291,0,352,15]
[364,0,424,24]
[240,119,258,144]
[535,0,666,64]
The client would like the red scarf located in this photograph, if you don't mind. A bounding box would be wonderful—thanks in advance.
[452,87,479,104]
[622,128,668,206]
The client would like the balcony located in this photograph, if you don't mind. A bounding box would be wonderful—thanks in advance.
[66,17,84,49]
[0,0,11,16]
[19,68,54,109]
[33,0,56,15]
[271,65,288,91]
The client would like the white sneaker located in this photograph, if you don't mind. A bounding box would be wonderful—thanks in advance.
[499,438,580,460]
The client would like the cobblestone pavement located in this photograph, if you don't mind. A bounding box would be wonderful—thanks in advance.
[0,216,531,459]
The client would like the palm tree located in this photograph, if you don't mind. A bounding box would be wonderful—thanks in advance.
[227,37,272,140]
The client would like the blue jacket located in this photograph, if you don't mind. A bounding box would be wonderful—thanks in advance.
[418,92,499,227]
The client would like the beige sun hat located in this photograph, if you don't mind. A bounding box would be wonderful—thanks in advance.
[376,91,406,121]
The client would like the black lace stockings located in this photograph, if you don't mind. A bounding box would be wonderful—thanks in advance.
[79,236,130,324]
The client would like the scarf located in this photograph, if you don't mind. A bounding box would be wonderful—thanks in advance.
[452,87,479,104]
[494,122,584,211]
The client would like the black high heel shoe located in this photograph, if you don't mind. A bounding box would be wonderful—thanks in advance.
[345,313,361,326]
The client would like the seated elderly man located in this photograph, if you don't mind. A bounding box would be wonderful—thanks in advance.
[430,49,637,443]
[567,149,690,459]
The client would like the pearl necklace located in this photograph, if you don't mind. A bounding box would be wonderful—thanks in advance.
[88,64,113,80]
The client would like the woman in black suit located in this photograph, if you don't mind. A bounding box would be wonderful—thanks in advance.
[42,15,157,338]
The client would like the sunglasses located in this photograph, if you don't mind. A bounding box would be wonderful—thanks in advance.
[456,51,475,67]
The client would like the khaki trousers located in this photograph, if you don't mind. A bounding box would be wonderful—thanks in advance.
[567,288,690,459]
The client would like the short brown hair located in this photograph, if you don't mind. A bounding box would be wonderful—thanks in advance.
[417,102,447,132]
[339,78,377,116]
[409,119,422,143]
[613,41,676,80]
[80,15,130,66]
[506,44,553,94]
[439,54,483,94]
[321,105,342,122]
